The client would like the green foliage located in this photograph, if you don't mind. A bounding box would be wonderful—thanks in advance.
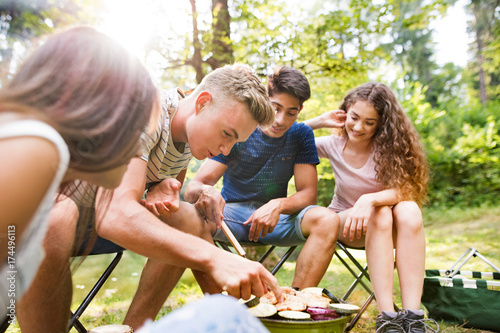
[2,0,499,209]
[401,82,500,207]
[464,0,500,102]
[0,0,103,86]
[426,109,500,207]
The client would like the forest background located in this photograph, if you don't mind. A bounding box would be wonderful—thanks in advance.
[1,1,499,332]
[1,0,499,208]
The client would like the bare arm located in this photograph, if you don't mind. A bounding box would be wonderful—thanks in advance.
[184,159,228,227]
[245,163,318,241]
[0,137,59,263]
[344,189,399,241]
[95,158,281,300]
[96,157,210,266]
[303,110,346,130]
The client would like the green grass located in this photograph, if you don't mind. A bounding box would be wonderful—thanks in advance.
[6,205,500,332]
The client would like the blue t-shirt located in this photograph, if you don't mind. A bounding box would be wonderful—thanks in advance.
[212,122,319,203]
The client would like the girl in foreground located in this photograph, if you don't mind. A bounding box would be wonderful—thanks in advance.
[305,83,438,333]
[0,26,157,322]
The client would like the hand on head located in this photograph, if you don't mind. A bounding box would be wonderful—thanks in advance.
[321,110,347,128]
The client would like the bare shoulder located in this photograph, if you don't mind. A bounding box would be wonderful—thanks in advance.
[0,136,62,237]
[0,135,60,174]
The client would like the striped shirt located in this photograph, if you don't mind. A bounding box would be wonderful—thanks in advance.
[140,88,192,187]
[69,88,192,208]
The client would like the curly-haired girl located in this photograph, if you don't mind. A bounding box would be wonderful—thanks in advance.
[305,82,437,333]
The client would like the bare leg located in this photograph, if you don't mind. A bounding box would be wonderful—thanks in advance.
[143,182,222,295]
[364,206,396,312]
[123,259,186,329]
[292,207,339,288]
[123,202,217,329]
[393,201,425,310]
[17,197,78,333]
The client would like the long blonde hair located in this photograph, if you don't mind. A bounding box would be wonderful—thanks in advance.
[340,82,429,205]
[0,26,158,173]
[0,26,159,256]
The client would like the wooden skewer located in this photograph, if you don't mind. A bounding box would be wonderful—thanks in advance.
[221,221,246,258]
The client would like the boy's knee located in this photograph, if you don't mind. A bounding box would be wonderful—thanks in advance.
[305,207,339,241]
[167,201,206,236]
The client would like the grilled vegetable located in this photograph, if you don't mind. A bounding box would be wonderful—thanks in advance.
[248,303,277,318]
[328,303,361,314]
[238,294,259,308]
[300,287,323,296]
[307,307,339,320]
[278,310,311,320]
[88,325,133,333]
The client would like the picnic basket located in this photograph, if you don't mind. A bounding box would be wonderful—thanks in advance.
[421,247,500,331]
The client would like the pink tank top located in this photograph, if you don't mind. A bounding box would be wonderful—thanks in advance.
[315,134,383,212]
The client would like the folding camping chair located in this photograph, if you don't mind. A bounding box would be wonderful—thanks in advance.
[68,250,124,333]
[334,241,398,332]
[0,250,123,333]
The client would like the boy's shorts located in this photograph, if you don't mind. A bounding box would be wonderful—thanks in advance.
[213,201,318,247]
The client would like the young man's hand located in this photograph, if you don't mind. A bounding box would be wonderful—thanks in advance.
[140,178,181,220]
[244,199,281,242]
[209,249,283,302]
[193,185,225,229]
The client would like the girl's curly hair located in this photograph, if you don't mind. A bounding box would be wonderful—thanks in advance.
[340,82,429,206]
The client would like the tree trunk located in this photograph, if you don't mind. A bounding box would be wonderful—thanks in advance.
[206,0,233,70]
[189,0,205,83]
[471,0,487,104]
[475,28,487,104]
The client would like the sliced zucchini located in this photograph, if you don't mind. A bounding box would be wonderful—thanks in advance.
[328,303,361,314]
[247,303,277,318]
[278,310,311,320]
[238,294,260,308]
